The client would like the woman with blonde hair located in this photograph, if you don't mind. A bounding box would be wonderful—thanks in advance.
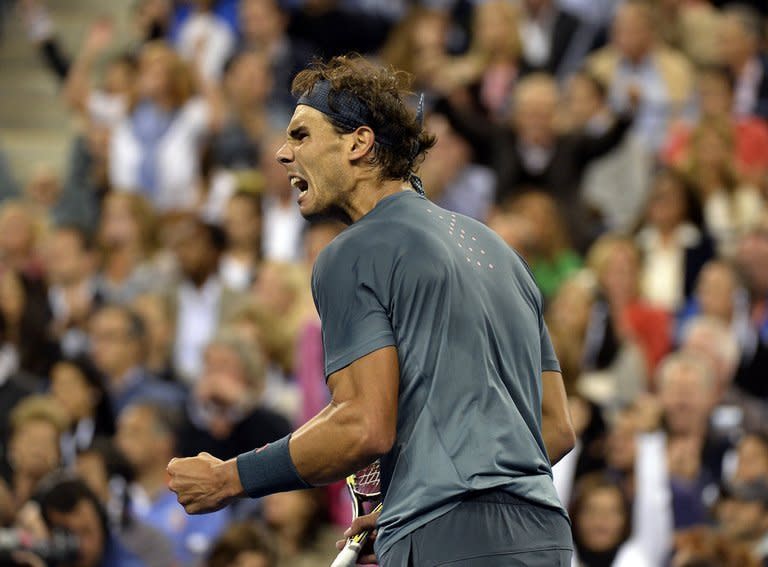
[109,41,211,211]
[96,192,167,303]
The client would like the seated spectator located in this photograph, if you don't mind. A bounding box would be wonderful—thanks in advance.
[87,304,185,415]
[220,190,263,292]
[43,225,102,358]
[117,402,230,565]
[75,438,175,567]
[109,41,210,211]
[718,5,768,120]
[130,293,178,383]
[732,227,768,398]
[262,490,340,567]
[569,473,651,566]
[167,215,247,383]
[715,480,768,565]
[681,120,763,254]
[95,193,168,304]
[259,136,306,262]
[34,476,145,567]
[635,168,716,312]
[0,200,46,278]
[587,0,694,151]
[205,521,278,567]
[732,431,768,484]
[177,331,291,460]
[487,209,538,263]
[0,267,57,377]
[672,525,762,567]
[662,65,768,188]
[507,192,581,300]
[419,112,496,222]
[585,233,672,377]
[49,356,115,465]
[4,395,67,510]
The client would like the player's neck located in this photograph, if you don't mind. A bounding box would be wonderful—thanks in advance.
[343,178,411,224]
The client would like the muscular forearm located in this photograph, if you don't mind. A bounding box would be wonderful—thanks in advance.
[289,400,390,486]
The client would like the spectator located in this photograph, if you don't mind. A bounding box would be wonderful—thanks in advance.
[109,41,210,211]
[176,0,236,83]
[438,72,634,251]
[635,168,716,312]
[177,330,291,460]
[672,525,762,567]
[585,233,672,377]
[35,476,145,567]
[117,402,230,565]
[506,191,582,300]
[96,192,166,304]
[43,225,102,357]
[259,136,306,262]
[220,190,263,292]
[419,112,495,222]
[587,0,694,151]
[262,490,339,566]
[718,4,768,120]
[715,480,768,565]
[75,438,175,567]
[662,65,768,188]
[208,48,275,170]
[4,395,67,509]
[732,431,768,484]
[681,119,764,254]
[0,268,57,377]
[569,473,651,566]
[49,357,115,465]
[167,216,247,382]
[205,521,278,567]
[87,304,185,415]
[130,293,178,383]
[237,0,312,115]
[0,200,46,278]
[732,227,768,397]
[517,0,597,80]
[562,70,653,233]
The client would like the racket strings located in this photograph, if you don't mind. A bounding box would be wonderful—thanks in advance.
[354,461,381,497]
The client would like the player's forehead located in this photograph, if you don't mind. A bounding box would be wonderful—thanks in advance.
[286,105,332,134]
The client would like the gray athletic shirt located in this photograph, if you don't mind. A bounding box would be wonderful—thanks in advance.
[311,191,566,558]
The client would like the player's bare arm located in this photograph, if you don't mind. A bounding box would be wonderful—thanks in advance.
[541,370,576,466]
[168,346,399,513]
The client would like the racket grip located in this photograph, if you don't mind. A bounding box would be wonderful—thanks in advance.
[330,540,363,567]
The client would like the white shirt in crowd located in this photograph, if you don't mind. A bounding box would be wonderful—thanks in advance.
[262,196,306,262]
[109,98,210,212]
[176,12,236,83]
[174,277,222,384]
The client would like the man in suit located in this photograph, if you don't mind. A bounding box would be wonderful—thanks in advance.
[718,4,768,120]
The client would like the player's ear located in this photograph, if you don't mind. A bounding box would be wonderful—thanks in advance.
[348,126,376,161]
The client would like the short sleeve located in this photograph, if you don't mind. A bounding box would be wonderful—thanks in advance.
[540,319,561,373]
[312,249,396,379]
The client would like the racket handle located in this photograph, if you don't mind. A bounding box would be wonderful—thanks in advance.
[330,539,364,567]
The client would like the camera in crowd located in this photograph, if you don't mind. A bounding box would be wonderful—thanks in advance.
[0,529,79,566]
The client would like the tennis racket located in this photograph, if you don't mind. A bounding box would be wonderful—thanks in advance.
[330,460,382,567]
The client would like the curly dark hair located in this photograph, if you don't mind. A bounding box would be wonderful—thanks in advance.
[291,54,436,183]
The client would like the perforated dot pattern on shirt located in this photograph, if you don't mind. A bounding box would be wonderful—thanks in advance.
[426,206,496,271]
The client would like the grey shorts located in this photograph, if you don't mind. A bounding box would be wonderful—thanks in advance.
[380,491,573,567]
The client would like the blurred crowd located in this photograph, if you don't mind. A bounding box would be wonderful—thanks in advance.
[0,0,767,566]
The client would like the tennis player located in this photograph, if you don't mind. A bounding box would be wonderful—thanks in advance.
[168,54,575,566]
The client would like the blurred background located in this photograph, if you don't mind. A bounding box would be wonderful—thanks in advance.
[0,0,767,566]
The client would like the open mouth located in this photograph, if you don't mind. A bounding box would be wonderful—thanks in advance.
[289,175,309,193]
